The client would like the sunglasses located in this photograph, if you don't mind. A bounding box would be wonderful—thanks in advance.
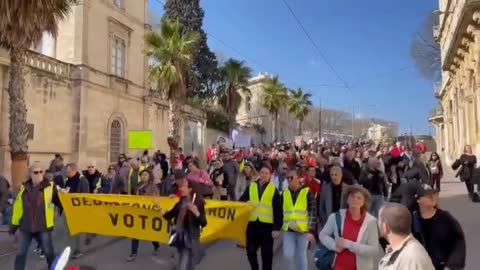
[33,170,44,175]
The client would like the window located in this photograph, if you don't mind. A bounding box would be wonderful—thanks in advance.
[114,0,124,9]
[110,120,122,162]
[111,37,126,78]
[246,96,251,112]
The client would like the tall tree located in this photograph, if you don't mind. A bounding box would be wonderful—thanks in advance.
[261,76,287,142]
[410,12,441,81]
[218,58,252,134]
[288,88,312,136]
[0,0,76,191]
[146,19,199,163]
[163,0,218,98]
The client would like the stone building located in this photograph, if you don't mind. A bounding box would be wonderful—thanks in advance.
[236,73,297,143]
[430,0,480,164]
[0,0,206,177]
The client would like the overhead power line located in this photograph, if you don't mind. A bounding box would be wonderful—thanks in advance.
[153,0,271,72]
[152,0,413,93]
[280,0,352,93]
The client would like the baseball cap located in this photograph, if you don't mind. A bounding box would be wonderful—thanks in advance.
[415,184,438,198]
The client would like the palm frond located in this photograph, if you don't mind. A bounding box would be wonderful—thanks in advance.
[0,0,77,49]
[287,87,312,120]
[145,19,199,99]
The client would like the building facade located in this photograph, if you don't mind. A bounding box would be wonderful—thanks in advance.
[236,73,297,143]
[0,0,206,177]
[430,0,480,164]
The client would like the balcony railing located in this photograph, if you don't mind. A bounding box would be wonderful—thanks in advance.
[429,106,444,120]
[24,50,71,78]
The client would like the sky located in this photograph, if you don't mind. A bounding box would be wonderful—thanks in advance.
[150,0,439,135]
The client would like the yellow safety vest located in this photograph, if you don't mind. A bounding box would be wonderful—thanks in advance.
[94,175,103,193]
[282,187,309,232]
[128,166,145,194]
[249,182,276,223]
[11,184,55,229]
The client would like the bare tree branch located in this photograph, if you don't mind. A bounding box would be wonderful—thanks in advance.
[410,12,441,81]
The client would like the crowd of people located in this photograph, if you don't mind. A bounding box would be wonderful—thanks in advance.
[0,138,472,270]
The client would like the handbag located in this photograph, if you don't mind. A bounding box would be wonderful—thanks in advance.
[314,212,342,270]
[168,194,197,248]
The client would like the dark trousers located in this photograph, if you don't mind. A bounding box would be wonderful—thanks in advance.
[131,239,159,255]
[431,174,441,192]
[227,184,237,201]
[15,231,55,270]
[246,222,274,270]
[466,181,474,196]
[176,238,201,270]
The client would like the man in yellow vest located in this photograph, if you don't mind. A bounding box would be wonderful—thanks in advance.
[128,159,145,195]
[282,168,317,270]
[239,164,283,270]
[10,163,62,270]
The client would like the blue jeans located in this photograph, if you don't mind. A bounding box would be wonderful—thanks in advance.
[369,195,384,218]
[282,232,309,270]
[14,231,55,270]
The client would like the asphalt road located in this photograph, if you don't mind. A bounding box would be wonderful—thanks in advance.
[0,181,477,270]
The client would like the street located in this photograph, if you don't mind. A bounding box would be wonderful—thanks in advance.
[0,180,478,270]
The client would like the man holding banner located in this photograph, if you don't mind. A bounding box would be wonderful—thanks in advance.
[239,164,283,270]
[10,163,63,270]
[282,168,317,270]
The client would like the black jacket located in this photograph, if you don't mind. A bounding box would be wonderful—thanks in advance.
[163,193,207,239]
[82,170,102,193]
[359,168,387,196]
[65,172,90,194]
[10,178,62,234]
[406,159,431,184]
[412,209,466,270]
[343,158,361,181]
[390,180,422,212]
[239,182,283,231]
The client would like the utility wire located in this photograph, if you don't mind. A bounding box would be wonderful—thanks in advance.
[280,0,352,93]
[153,0,412,93]
[153,0,272,72]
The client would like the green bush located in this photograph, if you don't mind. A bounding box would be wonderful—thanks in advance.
[205,109,229,133]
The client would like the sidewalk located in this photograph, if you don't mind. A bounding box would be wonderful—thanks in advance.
[0,215,120,269]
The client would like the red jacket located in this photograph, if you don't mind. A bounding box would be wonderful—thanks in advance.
[304,177,321,198]
[391,147,401,158]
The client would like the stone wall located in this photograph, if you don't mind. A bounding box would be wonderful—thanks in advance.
[0,51,206,178]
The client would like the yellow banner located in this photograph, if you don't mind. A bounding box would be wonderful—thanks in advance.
[59,194,254,245]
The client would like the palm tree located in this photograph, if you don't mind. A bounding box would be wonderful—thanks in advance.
[288,88,312,136]
[145,19,199,163]
[0,0,76,191]
[218,58,252,135]
[261,76,287,142]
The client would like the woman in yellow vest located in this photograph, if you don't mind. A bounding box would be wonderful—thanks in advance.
[10,163,62,270]
[239,164,283,270]
[282,168,317,270]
